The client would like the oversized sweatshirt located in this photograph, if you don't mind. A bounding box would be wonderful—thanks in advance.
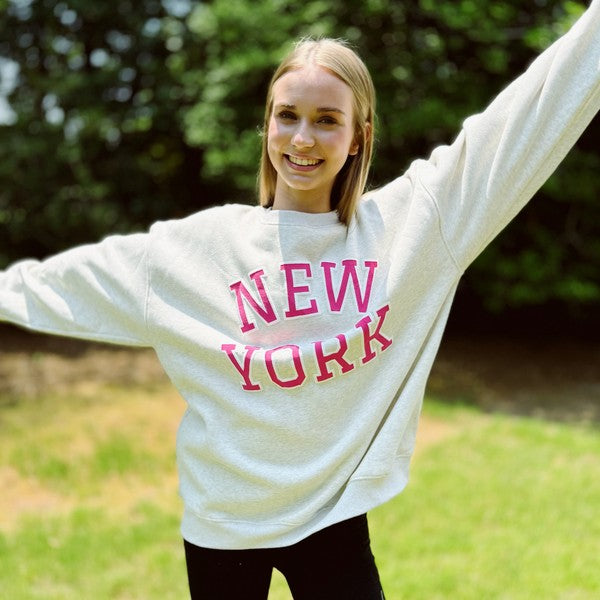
[1,3,599,550]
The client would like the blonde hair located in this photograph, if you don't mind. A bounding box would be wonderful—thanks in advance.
[258,38,376,225]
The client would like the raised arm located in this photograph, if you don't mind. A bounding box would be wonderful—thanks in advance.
[0,231,151,346]
[408,0,600,271]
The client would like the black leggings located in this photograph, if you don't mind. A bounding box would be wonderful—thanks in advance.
[184,514,385,599]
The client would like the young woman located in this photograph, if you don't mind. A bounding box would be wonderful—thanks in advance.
[1,3,599,598]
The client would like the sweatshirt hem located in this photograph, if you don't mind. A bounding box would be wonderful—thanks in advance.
[180,457,411,550]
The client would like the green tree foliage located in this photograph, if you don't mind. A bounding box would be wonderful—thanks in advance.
[0,0,598,318]
[0,0,206,261]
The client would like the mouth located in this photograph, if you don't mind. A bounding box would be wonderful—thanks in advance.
[285,154,324,170]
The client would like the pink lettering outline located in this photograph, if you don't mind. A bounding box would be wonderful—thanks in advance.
[313,334,355,382]
[221,344,261,391]
[229,269,277,333]
[321,260,378,313]
[265,344,306,389]
[281,263,319,318]
[355,304,393,364]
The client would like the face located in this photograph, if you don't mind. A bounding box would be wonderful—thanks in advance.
[267,66,359,213]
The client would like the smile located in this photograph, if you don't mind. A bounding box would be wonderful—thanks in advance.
[286,155,323,168]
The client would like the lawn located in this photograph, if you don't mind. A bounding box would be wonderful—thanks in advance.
[1,381,599,599]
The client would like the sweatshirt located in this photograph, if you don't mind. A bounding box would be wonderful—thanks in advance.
[1,2,599,550]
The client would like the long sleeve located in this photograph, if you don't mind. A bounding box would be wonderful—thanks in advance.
[0,232,151,346]
[408,0,600,270]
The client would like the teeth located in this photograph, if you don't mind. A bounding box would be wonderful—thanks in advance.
[288,155,320,166]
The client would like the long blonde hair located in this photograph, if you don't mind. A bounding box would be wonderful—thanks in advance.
[258,38,376,225]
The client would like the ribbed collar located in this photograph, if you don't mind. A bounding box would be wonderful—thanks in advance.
[258,206,341,227]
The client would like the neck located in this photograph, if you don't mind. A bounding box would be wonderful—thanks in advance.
[271,183,333,213]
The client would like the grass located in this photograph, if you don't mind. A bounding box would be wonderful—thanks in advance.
[370,401,600,599]
[1,384,599,599]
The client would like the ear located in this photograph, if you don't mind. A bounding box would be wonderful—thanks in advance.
[349,122,372,156]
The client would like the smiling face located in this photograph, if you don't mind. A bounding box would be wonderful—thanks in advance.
[267,66,359,213]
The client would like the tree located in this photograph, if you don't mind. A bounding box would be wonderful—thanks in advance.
[1,0,598,323]
[0,0,206,264]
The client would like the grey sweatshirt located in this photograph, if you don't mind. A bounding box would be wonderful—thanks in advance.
[1,2,599,549]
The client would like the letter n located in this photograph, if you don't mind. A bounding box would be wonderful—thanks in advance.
[229,269,277,333]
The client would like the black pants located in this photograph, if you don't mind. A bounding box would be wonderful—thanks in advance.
[184,514,385,599]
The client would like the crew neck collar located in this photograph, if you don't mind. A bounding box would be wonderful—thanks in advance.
[259,207,341,227]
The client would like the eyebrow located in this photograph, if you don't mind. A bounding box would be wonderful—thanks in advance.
[275,103,346,115]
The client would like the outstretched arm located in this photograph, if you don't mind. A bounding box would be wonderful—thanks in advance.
[0,232,151,347]
[408,0,599,271]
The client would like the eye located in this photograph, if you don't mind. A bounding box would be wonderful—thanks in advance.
[318,115,338,125]
[277,110,296,121]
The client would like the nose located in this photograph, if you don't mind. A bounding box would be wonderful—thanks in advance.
[291,120,315,148]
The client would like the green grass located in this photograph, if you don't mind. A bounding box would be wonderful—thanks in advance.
[370,407,600,599]
[1,385,599,599]
[0,506,187,600]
